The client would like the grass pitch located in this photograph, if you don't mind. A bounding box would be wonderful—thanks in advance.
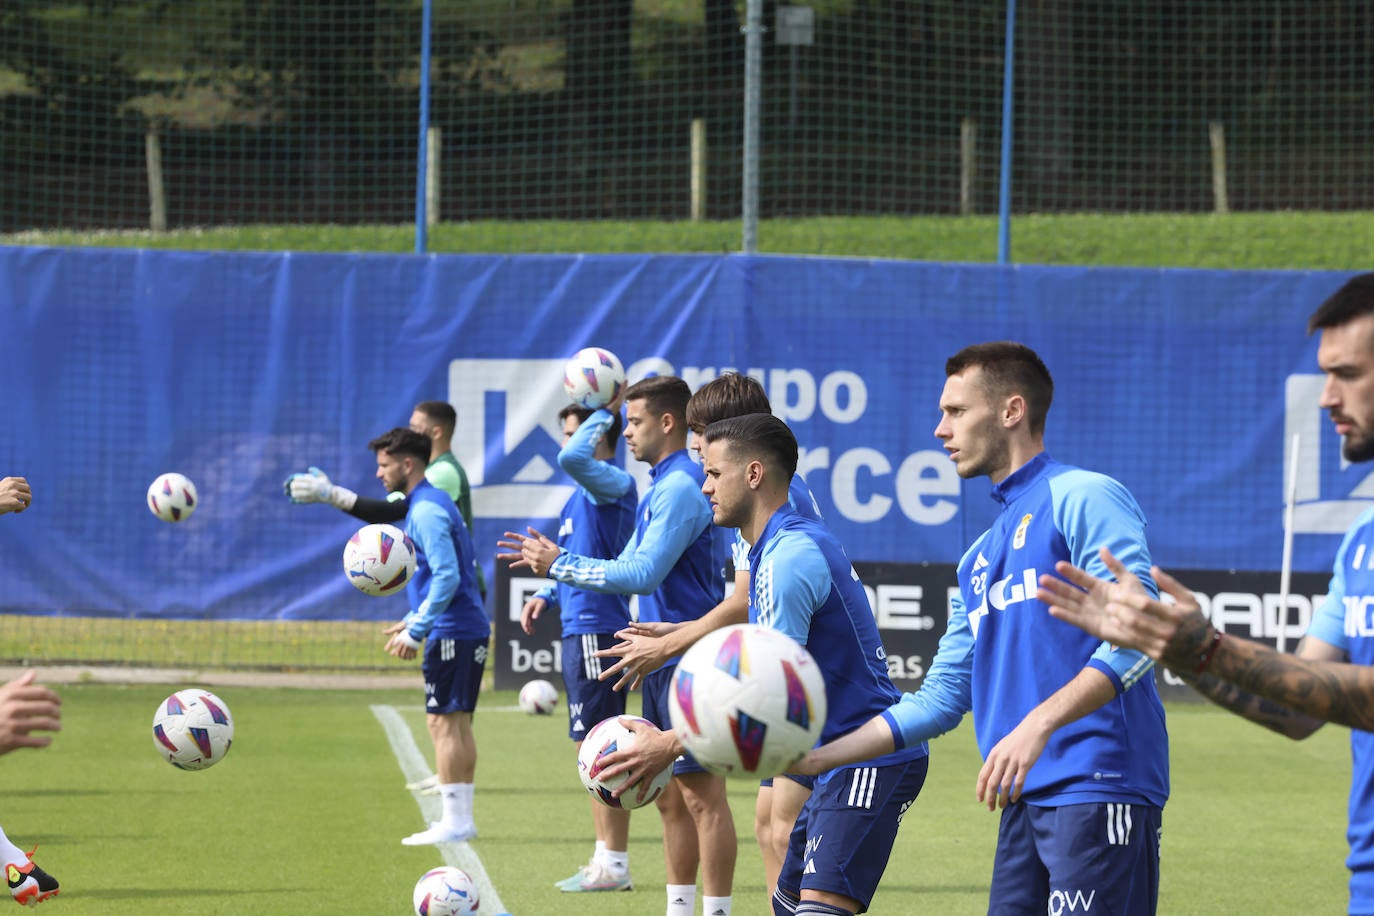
[6,211,1374,270]
[7,684,1349,914]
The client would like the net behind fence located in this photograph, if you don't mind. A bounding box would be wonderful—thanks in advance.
[2,2,1371,243]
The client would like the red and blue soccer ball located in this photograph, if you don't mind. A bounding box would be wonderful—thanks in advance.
[151,688,234,771]
[669,623,827,778]
[146,472,198,522]
[577,715,672,810]
[412,866,479,916]
[342,523,416,597]
[518,678,559,714]
[562,347,626,410]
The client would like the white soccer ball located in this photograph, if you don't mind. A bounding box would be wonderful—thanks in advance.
[342,523,416,597]
[669,623,827,778]
[151,688,234,771]
[518,678,559,714]
[563,346,627,410]
[577,715,673,810]
[146,472,198,522]
[412,866,479,916]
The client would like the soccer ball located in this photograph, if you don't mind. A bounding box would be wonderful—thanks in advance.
[146,472,198,522]
[412,866,479,916]
[669,623,827,778]
[342,523,416,597]
[577,715,672,810]
[563,347,626,410]
[151,688,234,771]
[518,678,559,714]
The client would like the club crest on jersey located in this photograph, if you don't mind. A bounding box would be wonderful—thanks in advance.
[1013,513,1033,549]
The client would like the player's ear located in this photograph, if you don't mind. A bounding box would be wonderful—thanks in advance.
[1002,394,1026,429]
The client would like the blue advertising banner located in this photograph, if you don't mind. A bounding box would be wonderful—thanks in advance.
[0,246,1358,630]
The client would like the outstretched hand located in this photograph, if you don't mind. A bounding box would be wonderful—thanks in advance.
[495,527,560,577]
[1036,547,1210,667]
[0,670,61,754]
[594,622,682,692]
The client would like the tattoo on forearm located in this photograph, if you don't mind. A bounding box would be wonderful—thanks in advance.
[1208,637,1374,733]
[1181,672,1320,738]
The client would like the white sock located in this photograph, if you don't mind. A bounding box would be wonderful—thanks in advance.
[440,783,474,828]
[667,884,696,916]
[0,827,24,865]
[600,848,629,876]
[702,895,732,916]
[594,839,608,861]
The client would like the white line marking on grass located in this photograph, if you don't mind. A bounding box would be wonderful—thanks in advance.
[372,704,508,915]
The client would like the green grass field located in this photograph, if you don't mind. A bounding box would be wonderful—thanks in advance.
[8,683,1349,914]
[5,211,1374,270]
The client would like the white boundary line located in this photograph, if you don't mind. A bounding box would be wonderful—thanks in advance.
[371,704,508,915]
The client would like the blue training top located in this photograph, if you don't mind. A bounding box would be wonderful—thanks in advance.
[883,453,1169,807]
[402,479,489,642]
[1303,506,1374,911]
[750,503,927,768]
[549,448,724,654]
[532,408,639,635]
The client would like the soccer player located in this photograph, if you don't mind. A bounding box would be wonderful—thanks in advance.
[0,479,61,906]
[599,413,929,916]
[366,428,490,846]
[284,400,485,598]
[498,376,736,916]
[595,372,821,898]
[797,341,1170,915]
[1037,272,1374,914]
[518,403,639,892]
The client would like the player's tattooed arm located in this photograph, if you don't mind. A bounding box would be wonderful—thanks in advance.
[1190,628,1374,734]
[1180,670,1326,739]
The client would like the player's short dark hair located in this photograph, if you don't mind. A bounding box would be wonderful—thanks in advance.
[703,413,799,480]
[368,427,431,466]
[624,375,691,425]
[558,403,623,446]
[413,400,456,436]
[687,372,772,435]
[945,341,1054,435]
[1309,273,1374,336]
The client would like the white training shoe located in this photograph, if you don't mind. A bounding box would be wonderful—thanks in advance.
[559,861,632,893]
[400,822,477,846]
[405,774,439,791]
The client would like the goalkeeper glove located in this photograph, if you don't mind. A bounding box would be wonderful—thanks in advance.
[283,466,358,511]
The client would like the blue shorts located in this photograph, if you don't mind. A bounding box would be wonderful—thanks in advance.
[561,633,628,742]
[760,773,817,791]
[421,637,487,715]
[989,801,1162,916]
[641,665,707,777]
[777,756,928,912]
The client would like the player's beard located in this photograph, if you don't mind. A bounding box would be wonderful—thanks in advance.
[1345,427,1374,463]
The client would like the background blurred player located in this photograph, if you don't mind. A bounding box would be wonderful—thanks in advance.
[519,403,639,892]
[365,429,490,846]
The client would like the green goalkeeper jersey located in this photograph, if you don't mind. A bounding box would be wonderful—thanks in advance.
[424,450,473,530]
